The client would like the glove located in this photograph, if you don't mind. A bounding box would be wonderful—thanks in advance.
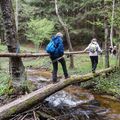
[100,52,102,55]
[67,54,70,58]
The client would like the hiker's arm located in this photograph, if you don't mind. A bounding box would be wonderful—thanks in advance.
[57,39,64,54]
[97,44,102,53]
[83,44,90,52]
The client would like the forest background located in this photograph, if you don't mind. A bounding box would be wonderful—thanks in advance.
[0,0,120,50]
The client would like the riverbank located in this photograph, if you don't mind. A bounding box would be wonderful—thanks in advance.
[0,66,120,120]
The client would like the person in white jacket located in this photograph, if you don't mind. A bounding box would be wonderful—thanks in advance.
[83,38,102,73]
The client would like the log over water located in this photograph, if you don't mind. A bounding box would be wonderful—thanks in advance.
[0,67,117,120]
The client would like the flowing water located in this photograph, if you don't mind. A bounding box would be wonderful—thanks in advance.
[95,95,120,120]
[27,69,120,120]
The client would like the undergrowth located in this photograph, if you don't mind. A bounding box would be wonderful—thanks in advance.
[93,71,120,97]
[0,71,11,95]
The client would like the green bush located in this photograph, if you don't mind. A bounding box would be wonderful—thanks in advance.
[0,71,11,95]
[0,44,7,52]
[26,18,55,52]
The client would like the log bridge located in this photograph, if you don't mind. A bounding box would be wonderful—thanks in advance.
[0,67,117,120]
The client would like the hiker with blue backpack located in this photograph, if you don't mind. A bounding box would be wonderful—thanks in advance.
[83,38,102,73]
[46,32,69,83]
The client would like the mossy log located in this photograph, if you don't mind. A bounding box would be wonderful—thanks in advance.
[0,67,116,120]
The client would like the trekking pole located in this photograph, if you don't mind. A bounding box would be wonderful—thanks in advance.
[52,55,65,63]
[40,55,65,69]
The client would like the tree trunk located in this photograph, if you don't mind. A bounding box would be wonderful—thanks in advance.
[0,17,5,44]
[118,44,120,67]
[55,0,74,68]
[0,29,5,44]
[0,0,25,89]
[110,0,115,48]
[15,0,18,32]
[15,0,21,52]
[104,17,109,68]
[0,67,115,120]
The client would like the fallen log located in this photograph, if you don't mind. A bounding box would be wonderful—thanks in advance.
[0,51,84,57]
[0,67,116,120]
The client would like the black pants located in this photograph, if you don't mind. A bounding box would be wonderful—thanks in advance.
[51,57,68,82]
[90,56,98,71]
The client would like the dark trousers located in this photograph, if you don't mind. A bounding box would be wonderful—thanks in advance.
[90,56,98,71]
[51,57,68,82]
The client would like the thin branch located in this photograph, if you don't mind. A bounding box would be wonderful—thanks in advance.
[33,111,37,120]
[20,113,28,120]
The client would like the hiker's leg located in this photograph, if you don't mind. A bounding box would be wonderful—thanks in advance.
[93,56,98,71]
[52,60,58,82]
[59,57,69,79]
[90,56,94,71]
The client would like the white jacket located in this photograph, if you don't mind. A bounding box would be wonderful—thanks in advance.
[84,42,102,56]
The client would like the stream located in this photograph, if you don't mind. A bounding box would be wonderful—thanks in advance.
[27,69,120,120]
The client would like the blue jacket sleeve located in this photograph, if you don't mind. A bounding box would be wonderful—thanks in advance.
[57,37,64,54]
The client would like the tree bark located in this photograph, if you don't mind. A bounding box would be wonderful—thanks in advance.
[0,0,25,88]
[0,67,115,120]
[0,29,5,44]
[110,0,115,47]
[104,17,109,68]
[15,0,18,33]
[55,0,74,68]
[0,16,5,44]
[118,44,120,67]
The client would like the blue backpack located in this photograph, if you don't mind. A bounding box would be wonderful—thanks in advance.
[46,40,56,53]
[46,36,64,58]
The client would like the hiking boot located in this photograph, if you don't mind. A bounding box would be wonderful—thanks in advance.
[92,70,95,73]
[52,79,60,84]
[65,75,70,79]
[53,80,58,84]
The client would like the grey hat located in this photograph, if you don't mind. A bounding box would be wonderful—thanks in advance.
[56,32,63,37]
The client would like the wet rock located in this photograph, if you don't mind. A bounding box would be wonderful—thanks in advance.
[88,100,101,106]
[45,91,82,107]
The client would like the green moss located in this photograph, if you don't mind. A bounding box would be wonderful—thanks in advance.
[26,80,37,92]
